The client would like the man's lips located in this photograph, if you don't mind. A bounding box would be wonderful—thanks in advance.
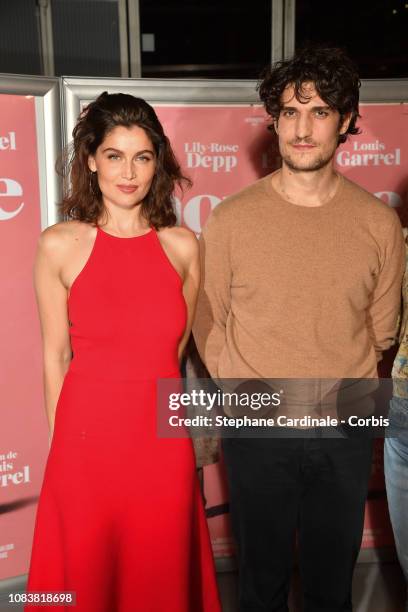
[117,185,138,193]
[291,143,317,150]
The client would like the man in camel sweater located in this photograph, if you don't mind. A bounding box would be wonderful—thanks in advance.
[193,47,405,612]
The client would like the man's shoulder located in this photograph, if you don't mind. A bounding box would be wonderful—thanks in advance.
[209,174,273,223]
[341,174,398,224]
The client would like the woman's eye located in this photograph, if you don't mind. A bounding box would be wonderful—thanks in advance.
[108,154,120,160]
[136,155,151,162]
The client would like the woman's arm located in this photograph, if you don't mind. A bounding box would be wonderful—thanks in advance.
[33,225,72,438]
[178,232,200,362]
[156,226,200,363]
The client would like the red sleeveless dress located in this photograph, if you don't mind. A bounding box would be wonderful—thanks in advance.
[26,226,221,612]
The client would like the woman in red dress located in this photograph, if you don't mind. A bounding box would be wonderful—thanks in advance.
[25,92,221,612]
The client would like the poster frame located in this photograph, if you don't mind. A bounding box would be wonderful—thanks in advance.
[61,76,408,151]
[0,76,407,591]
[0,73,61,594]
[0,73,61,228]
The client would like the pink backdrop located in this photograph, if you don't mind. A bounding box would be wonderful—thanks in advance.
[0,94,48,579]
[1,100,406,579]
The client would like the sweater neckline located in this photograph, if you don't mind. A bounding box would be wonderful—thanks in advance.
[264,169,344,214]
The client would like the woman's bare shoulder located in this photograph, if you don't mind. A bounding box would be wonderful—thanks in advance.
[38,220,93,253]
[36,221,95,274]
[157,225,198,258]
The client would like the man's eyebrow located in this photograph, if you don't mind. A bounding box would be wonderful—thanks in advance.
[310,105,331,111]
[281,105,332,111]
[101,147,155,154]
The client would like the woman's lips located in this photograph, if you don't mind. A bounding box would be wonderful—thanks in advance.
[117,185,138,193]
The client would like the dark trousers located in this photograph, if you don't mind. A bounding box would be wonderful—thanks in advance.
[222,433,373,612]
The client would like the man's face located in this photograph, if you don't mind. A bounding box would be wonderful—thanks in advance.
[274,82,350,172]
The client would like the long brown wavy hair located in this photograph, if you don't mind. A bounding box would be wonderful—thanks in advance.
[59,92,191,229]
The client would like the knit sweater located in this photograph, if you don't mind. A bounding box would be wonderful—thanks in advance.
[193,171,405,381]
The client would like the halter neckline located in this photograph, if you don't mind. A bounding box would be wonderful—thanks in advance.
[96,225,154,240]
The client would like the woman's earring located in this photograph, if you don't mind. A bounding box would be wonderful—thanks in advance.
[89,170,96,194]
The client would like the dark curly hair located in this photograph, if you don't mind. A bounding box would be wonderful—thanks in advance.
[59,92,191,229]
[258,46,361,144]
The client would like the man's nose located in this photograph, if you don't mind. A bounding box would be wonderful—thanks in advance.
[295,113,313,140]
